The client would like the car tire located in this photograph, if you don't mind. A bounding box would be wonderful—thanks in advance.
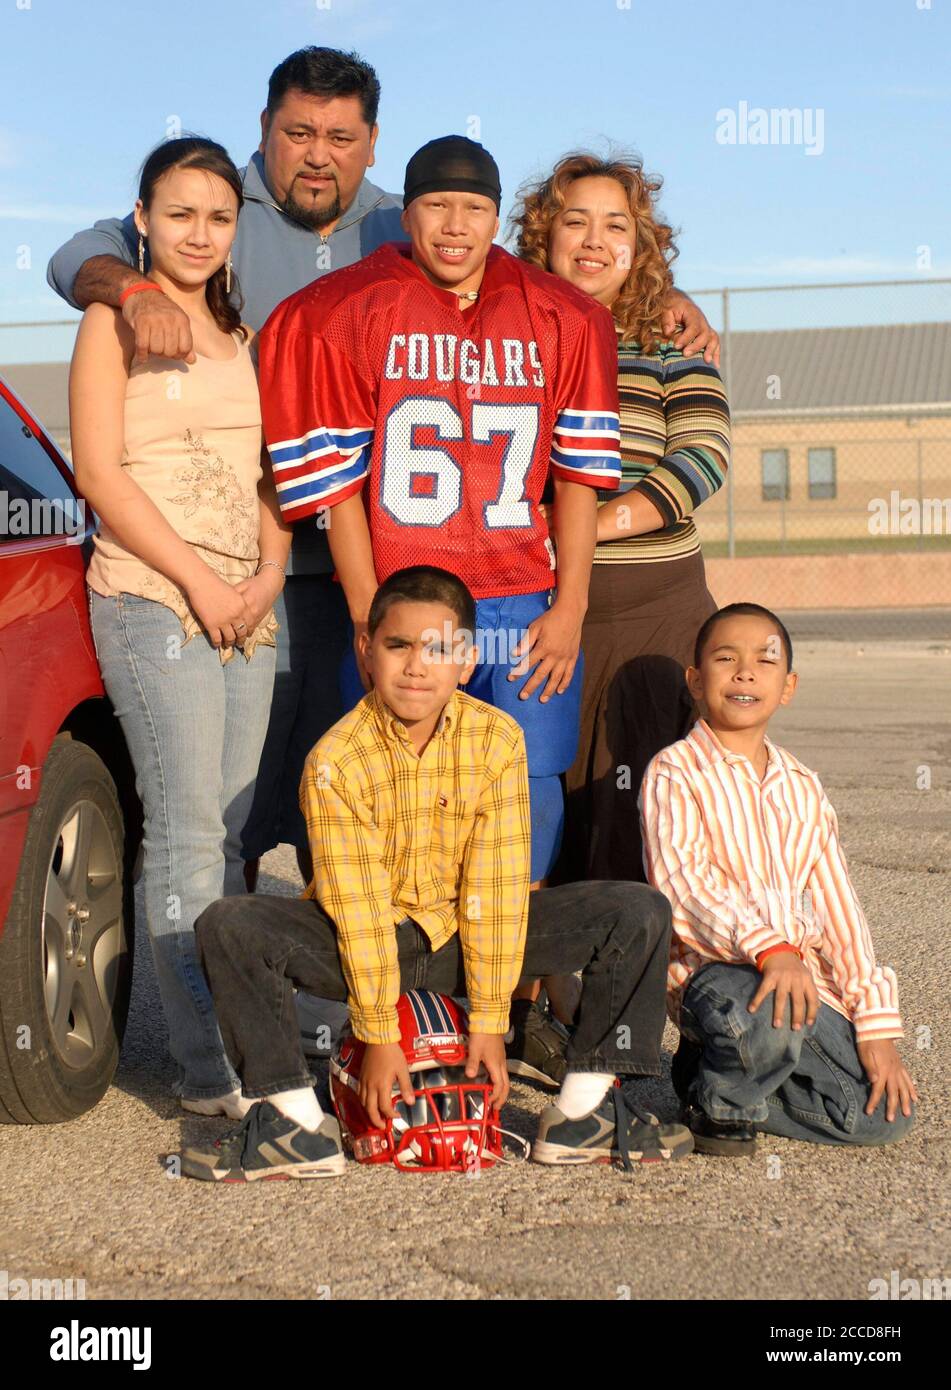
[0,737,134,1123]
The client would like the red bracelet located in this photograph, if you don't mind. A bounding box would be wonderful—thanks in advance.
[118,281,164,307]
[756,943,802,967]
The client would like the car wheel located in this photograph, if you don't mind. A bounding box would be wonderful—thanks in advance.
[0,737,134,1123]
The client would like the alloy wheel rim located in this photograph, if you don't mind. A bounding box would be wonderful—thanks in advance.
[41,799,125,1069]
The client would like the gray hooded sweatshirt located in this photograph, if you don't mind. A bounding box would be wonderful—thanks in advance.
[47,151,405,573]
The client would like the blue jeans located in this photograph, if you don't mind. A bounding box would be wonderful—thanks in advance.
[679,963,914,1145]
[241,575,349,858]
[89,591,276,1099]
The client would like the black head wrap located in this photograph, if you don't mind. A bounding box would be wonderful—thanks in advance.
[404,136,501,211]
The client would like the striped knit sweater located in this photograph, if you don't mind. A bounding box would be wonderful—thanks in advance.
[594,338,731,564]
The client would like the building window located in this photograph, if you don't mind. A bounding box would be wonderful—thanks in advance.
[761,449,790,501]
[808,447,837,500]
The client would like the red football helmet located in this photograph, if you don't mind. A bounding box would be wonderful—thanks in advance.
[330,990,505,1173]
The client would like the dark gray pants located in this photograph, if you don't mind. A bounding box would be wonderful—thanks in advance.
[240,575,349,860]
[195,881,673,1098]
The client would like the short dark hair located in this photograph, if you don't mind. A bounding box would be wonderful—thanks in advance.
[367,566,476,638]
[693,602,794,670]
[266,47,381,126]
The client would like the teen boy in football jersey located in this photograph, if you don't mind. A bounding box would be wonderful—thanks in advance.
[256,136,622,892]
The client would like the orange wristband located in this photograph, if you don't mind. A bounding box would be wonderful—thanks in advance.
[118,281,164,307]
[756,943,802,967]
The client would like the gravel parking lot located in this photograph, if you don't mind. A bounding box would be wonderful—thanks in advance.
[1,616,948,1301]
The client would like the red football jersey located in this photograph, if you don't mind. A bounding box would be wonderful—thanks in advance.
[258,242,621,598]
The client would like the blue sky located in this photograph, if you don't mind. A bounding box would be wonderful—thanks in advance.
[1,0,950,354]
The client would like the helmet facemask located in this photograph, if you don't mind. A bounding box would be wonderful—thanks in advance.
[388,1064,499,1173]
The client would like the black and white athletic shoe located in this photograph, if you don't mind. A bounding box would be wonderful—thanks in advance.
[181,1101,346,1182]
[532,1085,694,1168]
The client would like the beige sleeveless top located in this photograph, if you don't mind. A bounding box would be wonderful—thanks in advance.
[86,328,277,663]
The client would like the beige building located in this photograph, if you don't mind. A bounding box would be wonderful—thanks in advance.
[697,321,951,553]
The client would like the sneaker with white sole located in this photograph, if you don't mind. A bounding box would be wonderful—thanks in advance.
[180,1101,347,1182]
[181,1089,256,1120]
[532,1084,694,1169]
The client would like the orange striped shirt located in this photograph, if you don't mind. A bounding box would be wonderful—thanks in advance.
[638,719,903,1041]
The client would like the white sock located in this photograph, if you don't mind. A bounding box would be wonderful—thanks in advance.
[267,1086,323,1132]
[556,1072,615,1120]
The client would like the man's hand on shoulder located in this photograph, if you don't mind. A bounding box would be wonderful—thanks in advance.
[123,286,195,366]
[72,252,196,366]
[660,289,721,366]
[466,1032,509,1111]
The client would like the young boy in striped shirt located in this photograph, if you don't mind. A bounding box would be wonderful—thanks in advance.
[639,602,917,1156]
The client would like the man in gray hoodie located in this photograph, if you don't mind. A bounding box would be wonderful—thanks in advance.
[48,44,718,892]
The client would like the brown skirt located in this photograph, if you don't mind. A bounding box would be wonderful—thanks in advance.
[554,550,717,885]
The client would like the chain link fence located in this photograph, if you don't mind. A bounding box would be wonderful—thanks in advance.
[688,279,951,566]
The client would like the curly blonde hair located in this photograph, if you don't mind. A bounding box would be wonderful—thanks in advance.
[508,151,678,351]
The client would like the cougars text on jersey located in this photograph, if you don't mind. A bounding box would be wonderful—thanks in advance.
[258,242,621,597]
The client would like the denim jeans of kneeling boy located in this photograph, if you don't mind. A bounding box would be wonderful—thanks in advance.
[679,962,914,1146]
[195,879,673,1098]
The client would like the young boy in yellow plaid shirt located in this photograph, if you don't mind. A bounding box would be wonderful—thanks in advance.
[180,569,684,1178]
[183,566,691,1180]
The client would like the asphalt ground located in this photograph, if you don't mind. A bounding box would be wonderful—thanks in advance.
[1,613,948,1301]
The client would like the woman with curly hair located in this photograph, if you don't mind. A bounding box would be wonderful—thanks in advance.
[510,152,730,882]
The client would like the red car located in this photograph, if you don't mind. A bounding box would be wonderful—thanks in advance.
[0,376,138,1124]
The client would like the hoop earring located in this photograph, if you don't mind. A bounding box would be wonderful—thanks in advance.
[225,254,232,295]
[137,234,145,275]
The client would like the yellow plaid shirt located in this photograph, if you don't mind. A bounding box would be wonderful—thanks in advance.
[300,687,531,1044]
